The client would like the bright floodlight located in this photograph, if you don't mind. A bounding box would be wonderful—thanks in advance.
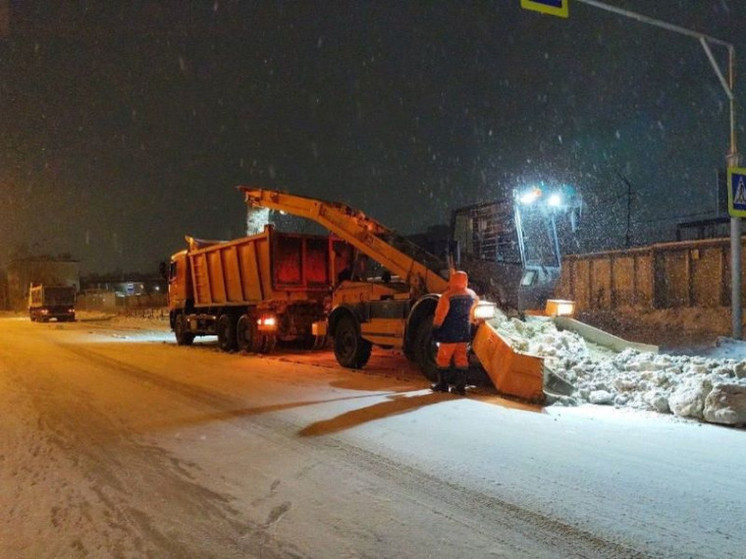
[548,193,562,207]
[519,189,540,204]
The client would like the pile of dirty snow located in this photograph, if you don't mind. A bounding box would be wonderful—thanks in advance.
[489,313,746,427]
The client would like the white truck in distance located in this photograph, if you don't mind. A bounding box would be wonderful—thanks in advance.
[28,284,76,322]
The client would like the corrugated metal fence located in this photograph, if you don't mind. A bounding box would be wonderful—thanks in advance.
[557,237,739,310]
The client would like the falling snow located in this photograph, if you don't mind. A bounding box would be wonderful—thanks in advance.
[0,4,743,275]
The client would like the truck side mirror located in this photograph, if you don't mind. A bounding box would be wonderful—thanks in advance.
[159,261,168,279]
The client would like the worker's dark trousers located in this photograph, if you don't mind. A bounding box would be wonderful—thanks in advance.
[433,368,451,390]
[452,368,467,392]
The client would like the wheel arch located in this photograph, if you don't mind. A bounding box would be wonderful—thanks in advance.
[404,294,439,357]
[169,299,194,330]
[327,305,362,338]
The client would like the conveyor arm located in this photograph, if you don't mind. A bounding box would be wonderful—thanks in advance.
[239,187,449,295]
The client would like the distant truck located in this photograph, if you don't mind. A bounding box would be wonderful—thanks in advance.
[28,284,77,322]
[167,225,354,351]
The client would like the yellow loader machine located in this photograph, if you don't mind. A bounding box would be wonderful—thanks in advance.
[239,187,466,374]
[238,187,592,402]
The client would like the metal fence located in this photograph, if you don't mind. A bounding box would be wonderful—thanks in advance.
[77,292,168,313]
[557,237,739,311]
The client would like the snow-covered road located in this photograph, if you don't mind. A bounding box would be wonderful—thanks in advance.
[1,315,744,558]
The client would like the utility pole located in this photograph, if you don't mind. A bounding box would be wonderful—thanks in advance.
[573,0,741,337]
[0,0,9,39]
[616,172,633,248]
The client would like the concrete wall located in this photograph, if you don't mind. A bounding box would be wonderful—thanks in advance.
[557,238,738,311]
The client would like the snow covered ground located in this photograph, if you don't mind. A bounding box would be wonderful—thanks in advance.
[3,311,746,557]
[66,308,746,427]
[491,311,746,427]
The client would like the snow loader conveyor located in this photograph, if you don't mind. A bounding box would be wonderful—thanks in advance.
[238,186,656,404]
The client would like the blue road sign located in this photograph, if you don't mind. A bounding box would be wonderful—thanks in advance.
[728,167,746,217]
[520,0,569,18]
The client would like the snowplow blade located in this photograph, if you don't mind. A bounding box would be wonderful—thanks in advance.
[471,321,546,403]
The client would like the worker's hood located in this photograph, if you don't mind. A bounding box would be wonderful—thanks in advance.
[449,270,468,290]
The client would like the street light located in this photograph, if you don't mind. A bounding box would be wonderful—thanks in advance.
[573,0,741,337]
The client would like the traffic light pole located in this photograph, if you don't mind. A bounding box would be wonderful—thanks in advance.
[574,0,741,337]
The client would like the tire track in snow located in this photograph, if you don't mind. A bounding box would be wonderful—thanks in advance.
[2,333,308,559]
[52,340,652,558]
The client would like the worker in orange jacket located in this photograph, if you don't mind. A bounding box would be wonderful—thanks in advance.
[430,270,478,395]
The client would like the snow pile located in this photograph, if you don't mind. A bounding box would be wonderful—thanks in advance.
[488,313,746,426]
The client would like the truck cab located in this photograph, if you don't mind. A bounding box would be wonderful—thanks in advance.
[167,249,191,316]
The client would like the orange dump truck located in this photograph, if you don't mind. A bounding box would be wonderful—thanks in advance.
[167,225,353,352]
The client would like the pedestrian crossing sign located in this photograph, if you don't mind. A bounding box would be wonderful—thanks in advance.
[520,0,569,18]
[728,167,746,217]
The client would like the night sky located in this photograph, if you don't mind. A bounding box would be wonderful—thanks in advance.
[1,1,744,273]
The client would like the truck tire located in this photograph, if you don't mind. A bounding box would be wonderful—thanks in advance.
[300,334,318,350]
[237,315,256,352]
[217,314,238,352]
[262,334,277,354]
[174,313,195,346]
[413,316,440,382]
[334,315,372,369]
[237,315,269,353]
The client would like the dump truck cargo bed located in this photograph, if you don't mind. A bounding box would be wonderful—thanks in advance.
[186,227,348,307]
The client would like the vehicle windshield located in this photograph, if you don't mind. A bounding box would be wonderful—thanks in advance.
[516,205,560,269]
[452,201,522,265]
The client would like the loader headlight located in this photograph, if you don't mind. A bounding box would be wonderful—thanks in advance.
[473,301,497,321]
[545,299,575,317]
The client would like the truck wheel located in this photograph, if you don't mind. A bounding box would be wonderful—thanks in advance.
[300,334,318,350]
[312,334,328,350]
[237,315,266,353]
[413,317,440,382]
[236,315,254,352]
[217,314,238,352]
[261,334,277,354]
[174,314,195,346]
[334,316,372,369]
